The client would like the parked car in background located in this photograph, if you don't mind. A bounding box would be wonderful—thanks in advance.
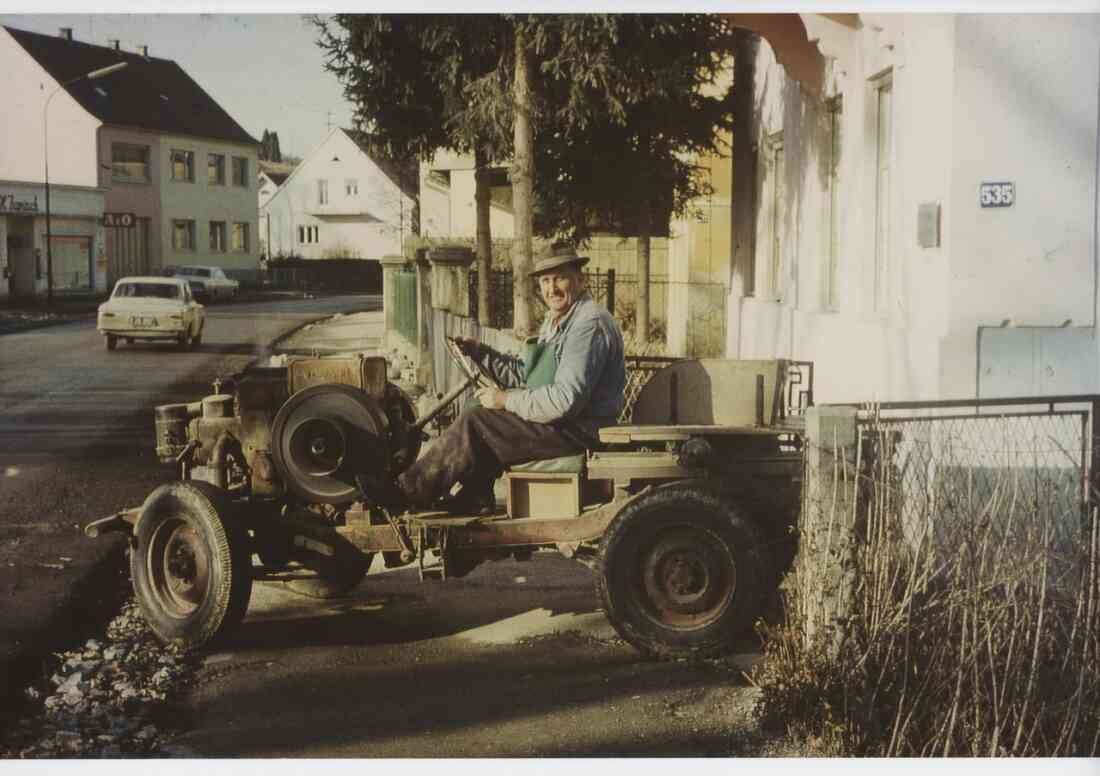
[97,276,205,351]
[165,265,240,301]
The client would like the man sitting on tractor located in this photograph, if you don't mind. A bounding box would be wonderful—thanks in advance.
[360,243,627,515]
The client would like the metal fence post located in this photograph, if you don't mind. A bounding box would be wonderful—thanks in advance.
[606,268,615,315]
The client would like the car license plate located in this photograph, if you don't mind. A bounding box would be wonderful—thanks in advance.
[131,316,158,329]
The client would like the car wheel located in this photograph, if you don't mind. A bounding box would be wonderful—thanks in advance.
[105,334,117,351]
[130,482,253,650]
[177,331,189,351]
[596,484,771,660]
[125,338,134,345]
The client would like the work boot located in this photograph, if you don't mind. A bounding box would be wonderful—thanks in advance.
[355,472,410,515]
[439,480,497,516]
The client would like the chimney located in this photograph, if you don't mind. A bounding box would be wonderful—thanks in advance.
[138,45,149,57]
[58,27,73,41]
[109,39,121,51]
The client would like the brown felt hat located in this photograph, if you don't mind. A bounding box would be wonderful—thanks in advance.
[529,244,590,277]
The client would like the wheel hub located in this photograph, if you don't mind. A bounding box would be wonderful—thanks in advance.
[149,519,211,617]
[639,526,735,629]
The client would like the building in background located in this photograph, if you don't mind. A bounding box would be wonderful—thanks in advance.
[261,127,416,262]
[257,164,291,260]
[0,24,260,300]
[713,13,1100,402]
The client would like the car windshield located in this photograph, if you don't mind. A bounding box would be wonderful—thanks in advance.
[115,283,180,300]
[183,267,211,278]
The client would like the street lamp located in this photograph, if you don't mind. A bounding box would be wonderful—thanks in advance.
[43,61,128,304]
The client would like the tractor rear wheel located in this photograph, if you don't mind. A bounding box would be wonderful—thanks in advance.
[596,484,770,660]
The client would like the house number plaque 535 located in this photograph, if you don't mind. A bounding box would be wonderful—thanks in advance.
[980,182,1015,208]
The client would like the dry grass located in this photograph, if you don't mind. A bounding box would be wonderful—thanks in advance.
[749,421,1100,756]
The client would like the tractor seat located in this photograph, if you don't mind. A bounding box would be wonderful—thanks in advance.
[507,452,586,474]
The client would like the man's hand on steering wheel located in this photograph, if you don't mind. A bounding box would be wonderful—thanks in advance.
[474,385,508,410]
[452,336,482,358]
[446,336,502,390]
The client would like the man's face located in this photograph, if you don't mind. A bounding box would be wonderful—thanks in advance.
[538,266,585,319]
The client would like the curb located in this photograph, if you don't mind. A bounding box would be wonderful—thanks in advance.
[0,536,130,727]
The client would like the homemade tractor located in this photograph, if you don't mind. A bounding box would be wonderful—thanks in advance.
[86,342,811,659]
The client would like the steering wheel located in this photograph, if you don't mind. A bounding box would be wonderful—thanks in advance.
[445,337,502,390]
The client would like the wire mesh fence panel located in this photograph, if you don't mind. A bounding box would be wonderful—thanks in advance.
[857,405,1091,572]
[621,356,682,422]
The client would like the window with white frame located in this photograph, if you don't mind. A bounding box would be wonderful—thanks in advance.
[763,131,785,300]
[172,219,195,251]
[231,222,250,252]
[111,143,150,183]
[231,157,249,187]
[872,73,893,313]
[208,154,226,185]
[345,179,358,196]
[298,225,319,244]
[318,180,329,205]
[209,221,226,252]
[824,96,843,311]
[170,149,194,182]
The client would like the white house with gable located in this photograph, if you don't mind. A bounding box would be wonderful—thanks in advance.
[261,128,416,261]
[715,12,1100,403]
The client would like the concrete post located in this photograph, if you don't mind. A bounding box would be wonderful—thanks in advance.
[379,253,409,353]
[426,244,475,317]
[800,405,861,656]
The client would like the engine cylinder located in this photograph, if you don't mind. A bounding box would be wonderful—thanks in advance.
[154,403,194,462]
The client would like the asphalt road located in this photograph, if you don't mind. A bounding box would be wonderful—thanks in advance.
[173,553,762,758]
[0,293,379,711]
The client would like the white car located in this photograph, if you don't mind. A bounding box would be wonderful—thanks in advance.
[168,265,240,301]
[97,276,205,351]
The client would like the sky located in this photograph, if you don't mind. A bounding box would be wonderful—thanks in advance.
[0,12,355,159]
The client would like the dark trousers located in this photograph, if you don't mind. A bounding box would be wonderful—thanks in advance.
[396,407,591,506]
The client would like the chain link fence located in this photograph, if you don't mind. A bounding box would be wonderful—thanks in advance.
[856,399,1093,556]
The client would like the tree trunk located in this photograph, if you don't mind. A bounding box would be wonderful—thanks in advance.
[511,21,536,337]
[474,145,493,327]
[635,203,651,343]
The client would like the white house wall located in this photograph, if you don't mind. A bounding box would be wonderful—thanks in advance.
[261,129,413,260]
[730,13,1099,404]
[419,152,515,240]
[0,27,101,189]
[941,14,1100,398]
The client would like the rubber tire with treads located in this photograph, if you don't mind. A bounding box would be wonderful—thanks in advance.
[131,481,253,650]
[261,515,372,599]
[105,334,117,351]
[596,483,771,660]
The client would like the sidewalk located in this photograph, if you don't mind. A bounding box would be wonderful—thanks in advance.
[0,303,387,722]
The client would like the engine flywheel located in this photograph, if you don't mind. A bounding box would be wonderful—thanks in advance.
[271,383,390,504]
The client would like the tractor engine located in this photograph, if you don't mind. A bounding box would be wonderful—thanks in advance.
[153,355,421,506]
